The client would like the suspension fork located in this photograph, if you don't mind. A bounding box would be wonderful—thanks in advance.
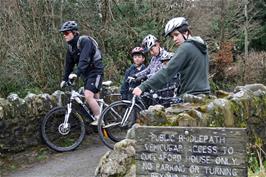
[63,103,72,128]
[121,96,136,126]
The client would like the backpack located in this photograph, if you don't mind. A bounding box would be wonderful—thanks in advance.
[76,35,101,62]
[77,35,99,49]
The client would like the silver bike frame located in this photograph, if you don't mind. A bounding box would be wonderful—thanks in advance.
[63,90,106,127]
[121,95,136,126]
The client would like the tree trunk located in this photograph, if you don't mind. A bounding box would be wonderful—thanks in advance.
[244,0,249,58]
[219,0,226,45]
[242,0,249,84]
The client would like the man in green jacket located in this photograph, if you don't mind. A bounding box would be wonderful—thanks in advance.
[133,17,210,97]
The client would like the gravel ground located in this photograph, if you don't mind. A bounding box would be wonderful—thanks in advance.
[4,135,109,177]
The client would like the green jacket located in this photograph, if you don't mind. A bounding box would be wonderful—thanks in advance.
[139,36,210,96]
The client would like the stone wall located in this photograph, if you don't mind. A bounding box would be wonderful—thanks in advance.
[0,84,119,153]
[95,83,266,177]
[0,91,67,152]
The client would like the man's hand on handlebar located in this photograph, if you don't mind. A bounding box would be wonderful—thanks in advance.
[60,80,73,88]
[132,87,143,96]
[60,81,67,88]
[60,73,78,88]
[69,73,77,81]
[68,73,78,85]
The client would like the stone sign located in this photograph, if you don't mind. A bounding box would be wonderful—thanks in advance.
[135,126,247,177]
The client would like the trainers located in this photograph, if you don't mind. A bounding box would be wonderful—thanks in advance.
[91,118,105,126]
[90,119,99,126]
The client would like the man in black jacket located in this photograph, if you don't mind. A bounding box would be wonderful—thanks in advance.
[59,21,104,125]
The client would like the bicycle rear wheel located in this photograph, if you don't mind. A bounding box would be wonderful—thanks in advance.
[41,107,85,152]
[98,101,143,149]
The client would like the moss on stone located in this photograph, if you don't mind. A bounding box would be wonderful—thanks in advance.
[96,84,266,177]
[0,91,61,152]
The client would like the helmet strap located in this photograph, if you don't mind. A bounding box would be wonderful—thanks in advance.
[181,31,190,41]
[157,47,162,57]
[182,34,186,40]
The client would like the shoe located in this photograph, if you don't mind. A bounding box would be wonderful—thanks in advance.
[90,119,99,126]
[90,118,104,126]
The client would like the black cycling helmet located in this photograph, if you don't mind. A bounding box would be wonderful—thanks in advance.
[59,21,78,32]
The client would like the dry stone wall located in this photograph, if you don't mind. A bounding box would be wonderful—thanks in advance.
[0,85,119,153]
[0,91,67,152]
[95,83,266,177]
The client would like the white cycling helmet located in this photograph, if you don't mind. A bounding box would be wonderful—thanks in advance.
[160,52,174,62]
[142,34,158,52]
[164,17,188,37]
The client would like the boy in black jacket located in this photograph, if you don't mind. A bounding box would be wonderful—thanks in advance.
[120,47,145,100]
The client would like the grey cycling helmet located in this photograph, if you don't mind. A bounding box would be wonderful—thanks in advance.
[142,34,158,52]
[160,52,174,62]
[164,17,188,37]
[59,21,78,32]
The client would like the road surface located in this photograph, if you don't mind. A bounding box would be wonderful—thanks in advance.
[6,136,109,177]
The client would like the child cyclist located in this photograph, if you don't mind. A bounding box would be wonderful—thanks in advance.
[133,17,210,97]
[159,51,181,99]
[133,34,169,81]
[120,47,146,100]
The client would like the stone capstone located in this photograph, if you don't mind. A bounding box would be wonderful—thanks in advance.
[95,139,136,177]
[95,83,266,177]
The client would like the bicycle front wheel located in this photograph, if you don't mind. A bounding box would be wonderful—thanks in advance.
[98,101,143,149]
[41,107,85,152]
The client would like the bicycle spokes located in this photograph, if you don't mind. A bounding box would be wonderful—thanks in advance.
[98,99,143,149]
[41,107,85,152]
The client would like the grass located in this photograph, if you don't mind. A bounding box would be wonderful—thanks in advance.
[249,170,266,177]
[0,145,52,176]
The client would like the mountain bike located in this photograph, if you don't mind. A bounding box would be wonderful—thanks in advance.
[97,88,182,149]
[41,80,117,152]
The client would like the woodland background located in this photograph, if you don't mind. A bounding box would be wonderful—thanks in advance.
[1,0,266,175]
[0,0,265,97]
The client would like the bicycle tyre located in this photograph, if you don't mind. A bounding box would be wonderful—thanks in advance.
[41,106,85,152]
[98,101,143,149]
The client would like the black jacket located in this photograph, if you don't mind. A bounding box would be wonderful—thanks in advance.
[63,35,104,81]
[120,64,146,100]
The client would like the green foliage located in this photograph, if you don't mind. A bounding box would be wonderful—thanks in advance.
[209,79,220,93]
[250,24,266,51]
[36,148,49,161]
[0,0,265,98]
[0,81,42,98]
[249,0,266,51]
[248,151,260,173]
[248,138,266,176]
